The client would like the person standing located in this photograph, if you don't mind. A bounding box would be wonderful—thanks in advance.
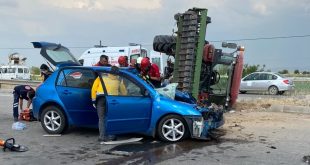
[140,57,161,88]
[94,55,111,67]
[118,56,128,67]
[91,66,127,142]
[12,85,35,122]
[40,64,53,82]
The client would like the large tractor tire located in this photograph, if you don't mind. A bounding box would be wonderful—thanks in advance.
[153,35,176,55]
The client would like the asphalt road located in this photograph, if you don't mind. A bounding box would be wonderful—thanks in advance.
[1,90,310,165]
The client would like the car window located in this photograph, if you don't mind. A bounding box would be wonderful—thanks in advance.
[271,75,278,80]
[257,73,268,80]
[274,73,284,78]
[57,69,96,89]
[244,73,259,81]
[100,72,144,97]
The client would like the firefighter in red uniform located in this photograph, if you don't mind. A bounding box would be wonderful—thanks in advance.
[140,57,161,88]
[118,56,128,67]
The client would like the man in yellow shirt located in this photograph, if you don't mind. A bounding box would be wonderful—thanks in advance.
[91,67,127,142]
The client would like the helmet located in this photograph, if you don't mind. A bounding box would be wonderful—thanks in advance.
[137,57,143,64]
[118,56,127,66]
[140,57,151,71]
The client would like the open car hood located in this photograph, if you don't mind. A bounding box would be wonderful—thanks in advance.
[32,41,81,67]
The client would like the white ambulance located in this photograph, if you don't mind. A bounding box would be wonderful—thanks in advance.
[79,46,148,67]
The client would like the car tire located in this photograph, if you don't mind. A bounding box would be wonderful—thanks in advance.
[157,115,189,142]
[240,91,247,94]
[268,86,279,95]
[40,106,67,134]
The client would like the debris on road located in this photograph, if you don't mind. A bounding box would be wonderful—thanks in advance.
[268,146,277,149]
[0,138,29,152]
[303,155,310,164]
[43,134,62,137]
[12,122,26,130]
[100,137,143,145]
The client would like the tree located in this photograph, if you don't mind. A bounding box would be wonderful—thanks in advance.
[278,69,288,74]
[31,66,40,75]
[294,69,300,74]
[242,64,266,77]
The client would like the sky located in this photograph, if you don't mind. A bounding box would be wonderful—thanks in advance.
[0,0,310,71]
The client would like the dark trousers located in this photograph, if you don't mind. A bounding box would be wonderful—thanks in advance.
[96,97,106,140]
[13,93,19,120]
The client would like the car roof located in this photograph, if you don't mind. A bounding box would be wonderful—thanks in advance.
[251,72,277,74]
[60,66,136,74]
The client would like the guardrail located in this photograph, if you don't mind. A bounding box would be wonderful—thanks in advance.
[0,79,41,89]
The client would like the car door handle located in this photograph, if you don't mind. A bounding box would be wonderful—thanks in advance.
[110,100,119,105]
[63,90,72,95]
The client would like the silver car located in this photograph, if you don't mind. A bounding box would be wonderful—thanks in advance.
[239,72,294,95]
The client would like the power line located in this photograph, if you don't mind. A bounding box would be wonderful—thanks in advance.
[209,34,310,42]
[1,34,310,50]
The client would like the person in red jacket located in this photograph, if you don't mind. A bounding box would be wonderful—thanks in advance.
[140,57,161,88]
[118,56,128,67]
[94,55,111,67]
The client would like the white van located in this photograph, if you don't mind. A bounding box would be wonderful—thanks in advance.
[79,46,147,67]
[0,65,31,80]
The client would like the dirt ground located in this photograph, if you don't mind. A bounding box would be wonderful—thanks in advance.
[234,94,310,111]
[159,111,310,165]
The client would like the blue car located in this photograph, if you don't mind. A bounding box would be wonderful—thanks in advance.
[32,42,224,142]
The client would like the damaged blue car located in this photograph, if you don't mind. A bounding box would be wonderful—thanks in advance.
[31,42,224,142]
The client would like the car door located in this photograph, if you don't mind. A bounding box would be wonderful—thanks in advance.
[255,73,272,91]
[103,72,152,134]
[240,73,259,91]
[56,68,98,127]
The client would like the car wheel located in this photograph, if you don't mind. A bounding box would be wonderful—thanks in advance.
[268,86,279,95]
[278,91,285,95]
[40,106,66,134]
[240,91,247,94]
[157,115,189,142]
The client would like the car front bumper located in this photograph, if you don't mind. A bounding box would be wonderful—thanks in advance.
[184,107,224,139]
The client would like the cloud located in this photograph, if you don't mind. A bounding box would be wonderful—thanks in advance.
[252,2,269,15]
[42,0,162,11]
[0,0,18,8]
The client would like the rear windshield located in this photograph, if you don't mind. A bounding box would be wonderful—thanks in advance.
[46,49,77,63]
[274,73,285,78]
